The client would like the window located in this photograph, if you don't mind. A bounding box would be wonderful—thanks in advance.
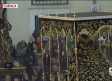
[31,0,68,5]
[35,16,40,29]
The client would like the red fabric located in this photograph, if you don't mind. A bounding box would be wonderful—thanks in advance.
[46,48,49,52]
[37,42,44,48]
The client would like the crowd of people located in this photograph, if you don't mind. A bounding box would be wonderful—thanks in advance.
[93,29,112,64]
[1,28,112,81]
[0,34,75,81]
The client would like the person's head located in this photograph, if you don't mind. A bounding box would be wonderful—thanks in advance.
[45,42,49,49]
[31,74,37,80]
[21,40,27,47]
[23,74,29,80]
[38,59,42,66]
[61,38,66,45]
[37,36,41,42]
[102,47,107,53]
[13,77,20,81]
[52,58,57,65]
[32,42,38,49]
[61,72,64,80]
[54,46,57,53]
[71,42,75,48]
[67,49,72,56]
[34,49,38,55]
[38,57,42,60]
[30,36,33,41]
[5,75,11,81]
[54,42,57,46]
[103,31,107,37]
[52,65,59,72]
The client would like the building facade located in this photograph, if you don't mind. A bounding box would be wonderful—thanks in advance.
[6,0,112,45]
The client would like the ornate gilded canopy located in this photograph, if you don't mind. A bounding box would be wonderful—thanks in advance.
[38,11,112,81]
[38,12,112,36]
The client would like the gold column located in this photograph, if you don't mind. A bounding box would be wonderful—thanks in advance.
[57,32,61,81]
[107,27,111,65]
[74,14,78,81]
[41,28,45,81]
[99,31,101,53]
[74,22,78,81]
[66,35,69,81]
[49,28,52,81]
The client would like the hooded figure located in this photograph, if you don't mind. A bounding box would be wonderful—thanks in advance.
[66,28,112,81]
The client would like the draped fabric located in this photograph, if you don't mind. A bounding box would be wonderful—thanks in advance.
[67,35,112,81]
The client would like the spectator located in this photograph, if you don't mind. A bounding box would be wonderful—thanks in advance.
[52,65,59,81]
[67,49,72,59]
[98,31,107,46]
[101,46,108,62]
[23,74,29,81]
[93,34,99,48]
[13,77,20,81]
[31,74,37,81]
[21,40,27,48]
[52,58,58,65]
[44,51,50,65]
[5,75,12,81]
[52,46,58,58]
[32,42,38,50]
[70,42,75,49]
[28,36,34,51]
[60,38,66,59]
[31,42,38,65]
[61,72,64,80]
[36,36,41,49]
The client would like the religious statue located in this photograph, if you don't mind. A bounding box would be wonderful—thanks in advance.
[0,8,13,64]
[67,29,112,81]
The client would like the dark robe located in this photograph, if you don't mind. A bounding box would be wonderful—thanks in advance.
[43,54,50,66]
[61,55,67,70]
[66,34,112,81]
[31,51,37,65]
[11,46,17,59]
[36,68,50,81]
[28,41,34,51]
[93,38,99,48]
[25,60,34,80]
[54,73,58,81]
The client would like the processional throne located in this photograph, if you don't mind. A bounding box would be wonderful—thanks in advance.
[38,9,112,81]
[0,4,26,80]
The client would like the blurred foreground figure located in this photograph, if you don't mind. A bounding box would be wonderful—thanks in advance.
[0,7,13,64]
